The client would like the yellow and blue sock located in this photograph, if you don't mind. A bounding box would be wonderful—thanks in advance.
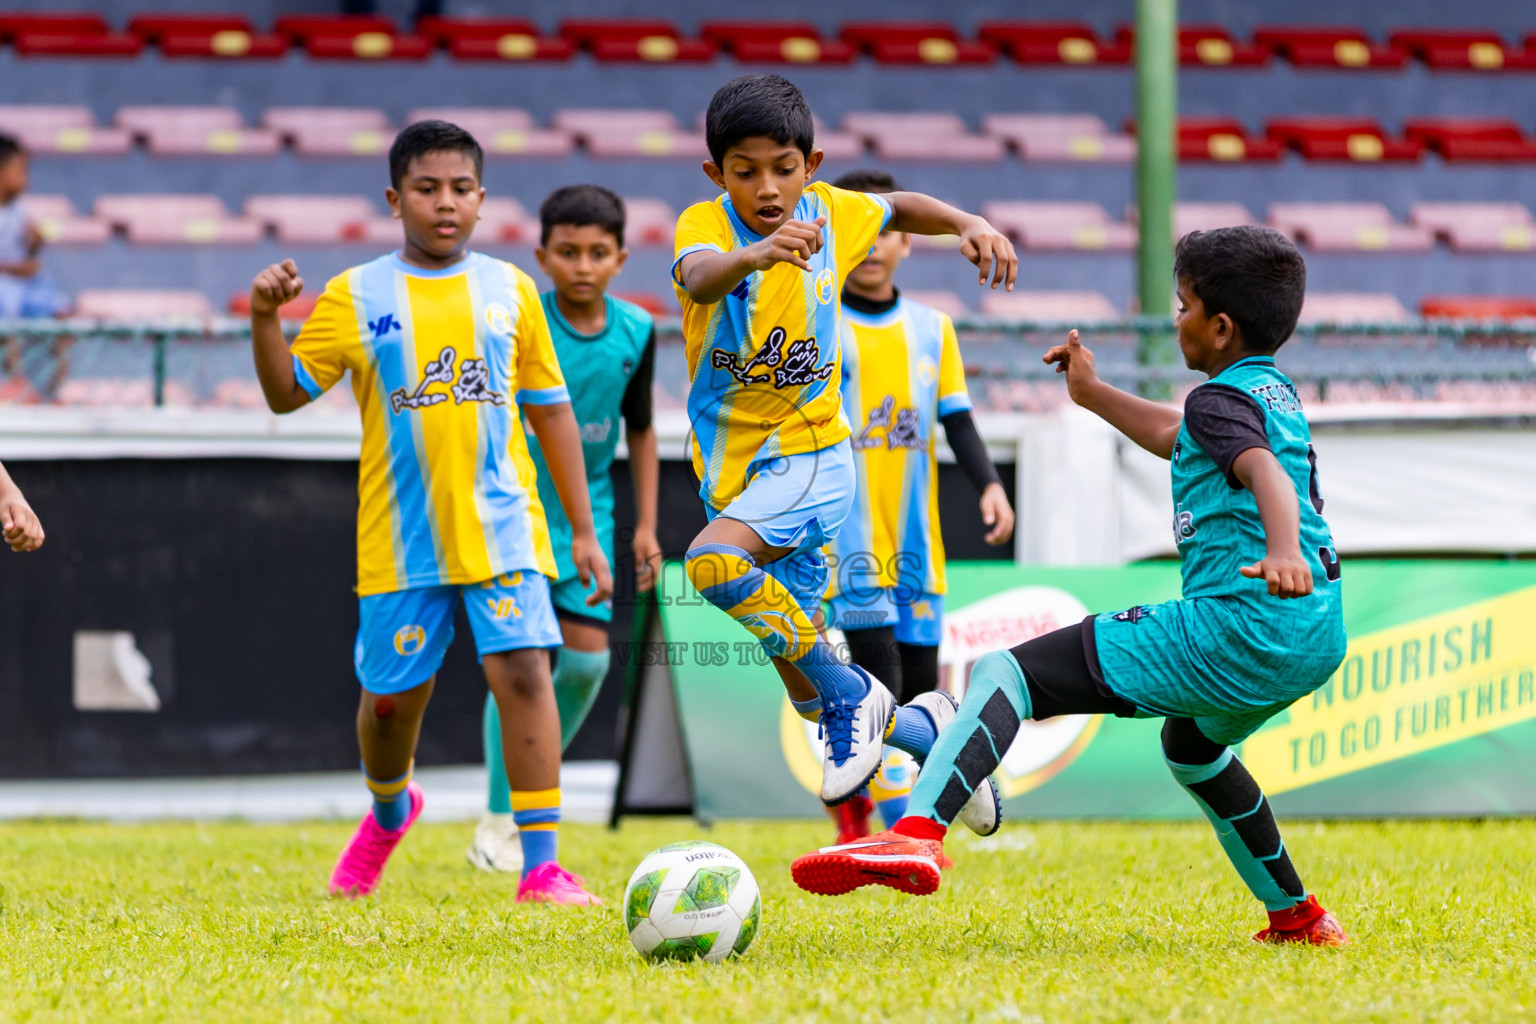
[365,761,414,832]
[869,749,916,827]
[511,787,560,878]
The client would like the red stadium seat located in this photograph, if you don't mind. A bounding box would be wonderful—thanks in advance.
[1251,26,1407,69]
[620,199,677,248]
[95,195,264,245]
[1113,24,1269,67]
[74,288,214,320]
[0,12,109,38]
[404,108,573,158]
[980,291,1119,323]
[976,22,1130,65]
[558,20,715,62]
[1266,117,1422,162]
[418,19,574,61]
[12,30,143,57]
[1402,119,1536,162]
[243,195,381,244]
[262,107,393,157]
[980,201,1136,251]
[698,22,855,64]
[1421,296,1536,321]
[127,13,287,57]
[115,107,281,157]
[227,291,320,320]
[1297,293,1412,324]
[553,110,705,160]
[842,112,1005,161]
[838,22,994,65]
[1171,118,1283,162]
[1408,202,1536,252]
[1267,203,1433,252]
[1388,29,1536,71]
[22,194,111,245]
[271,15,395,42]
[0,105,132,154]
[982,113,1135,163]
[271,14,430,59]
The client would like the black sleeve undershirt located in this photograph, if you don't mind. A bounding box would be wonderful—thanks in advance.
[940,409,1003,493]
[1183,383,1271,489]
[619,327,656,432]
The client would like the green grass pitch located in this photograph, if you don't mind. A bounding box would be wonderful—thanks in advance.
[1,817,1532,1022]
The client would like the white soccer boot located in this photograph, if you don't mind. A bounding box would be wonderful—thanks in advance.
[465,812,523,873]
[908,691,1002,837]
[819,668,896,805]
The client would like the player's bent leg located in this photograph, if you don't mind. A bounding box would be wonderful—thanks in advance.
[1161,718,1347,946]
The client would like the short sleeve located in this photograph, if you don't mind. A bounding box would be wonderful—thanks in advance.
[935,315,972,417]
[620,326,656,431]
[288,275,355,400]
[511,272,569,406]
[1183,383,1271,489]
[824,184,894,280]
[671,201,731,289]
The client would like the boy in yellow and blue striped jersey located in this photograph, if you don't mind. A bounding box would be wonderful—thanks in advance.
[249,121,609,906]
[823,170,1015,842]
[673,74,1018,811]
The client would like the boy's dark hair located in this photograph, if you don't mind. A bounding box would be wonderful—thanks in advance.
[705,74,814,167]
[0,132,23,166]
[388,120,482,189]
[1174,226,1307,353]
[832,169,901,194]
[539,184,626,248]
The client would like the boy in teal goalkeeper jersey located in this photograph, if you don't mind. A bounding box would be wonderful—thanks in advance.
[470,185,660,872]
[792,226,1351,947]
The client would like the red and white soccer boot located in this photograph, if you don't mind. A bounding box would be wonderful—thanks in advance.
[830,792,874,845]
[791,828,946,897]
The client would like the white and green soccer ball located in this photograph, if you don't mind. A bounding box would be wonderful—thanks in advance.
[623,841,761,963]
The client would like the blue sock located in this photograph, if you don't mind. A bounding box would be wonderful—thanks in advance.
[906,650,1028,826]
[511,788,561,879]
[885,704,939,759]
[365,763,413,831]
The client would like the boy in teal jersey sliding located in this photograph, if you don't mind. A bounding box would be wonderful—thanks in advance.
[793,226,1351,947]
[470,185,661,872]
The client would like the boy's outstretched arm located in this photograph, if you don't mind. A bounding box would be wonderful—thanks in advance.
[1234,448,1312,599]
[886,192,1017,291]
[249,259,312,414]
[523,402,614,605]
[1043,330,1182,458]
[677,216,829,304]
[0,460,43,551]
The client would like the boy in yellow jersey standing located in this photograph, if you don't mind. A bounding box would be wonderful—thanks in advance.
[249,121,611,905]
[823,169,1016,842]
[673,74,1016,819]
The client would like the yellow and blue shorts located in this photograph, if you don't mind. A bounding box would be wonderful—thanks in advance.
[828,588,945,646]
[354,571,563,695]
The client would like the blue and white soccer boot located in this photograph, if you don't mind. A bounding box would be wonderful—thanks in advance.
[819,669,896,806]
[909,691,1002,836]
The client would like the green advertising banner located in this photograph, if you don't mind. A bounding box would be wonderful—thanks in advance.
[634,560,1536,821]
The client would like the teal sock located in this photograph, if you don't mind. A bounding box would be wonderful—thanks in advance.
[885,705,939,759]
[906,650,1028,826]
[553,648,611,750]
[483,692,511,815]
[365,764,413,831]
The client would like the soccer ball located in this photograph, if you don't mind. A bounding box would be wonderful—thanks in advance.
[623,841,761,963]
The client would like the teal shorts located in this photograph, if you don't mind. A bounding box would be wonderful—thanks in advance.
[550,571,612,624]
[1088,593,1347,746]
[354,571,563,695]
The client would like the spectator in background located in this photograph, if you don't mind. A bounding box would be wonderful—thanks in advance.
[0,133,66,320]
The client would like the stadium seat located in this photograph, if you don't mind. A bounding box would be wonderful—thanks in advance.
[417,18,574,61]
[208,378,270,409]
[242,195,380,244]
[841,113,1005,162]
[403,108,572,158]
[94,195,264,245]
[620,199,677,247]
[613,291,673,316]
[809,116,864,161]
[127,13,289,59]
[977,22,1130,65]
[1251,26,1408,69]
[0,105,132,155]
[697,22,855,64]
[1173,118,1283,162]
[838,22,994,65]
[1267,203,1433,252]
[1,12,143,57]
[74,288,214,320]
[1401,119,1536,162]
[1408,202,1536,252]
[21,194,111,245]
[1266,118,1421,163]
[271,14,430,60]
[1125,202,1256,237]
[1112,24,1269,66]
[474,197,537,244]
[980,202,1136,251]
[0,12,111,38]
[226,291,320,320]
[1420,295,1536,320]
[558,20,715,62]
[902,290,969,319]
[270,14,392,41]
[115,107,281,157]
[981,113,1135,163]
[262,107,393,157]
[979,291,1119,323]
[1297,293,1412,324]
[552,110,705,159]
[1388,29,1536,71]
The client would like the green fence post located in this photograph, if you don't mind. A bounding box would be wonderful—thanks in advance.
[1135,0,1178,396]
[151,331,167,408]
